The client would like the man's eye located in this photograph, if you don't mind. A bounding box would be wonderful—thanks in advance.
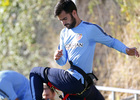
[60,17,67,22]
[64,18,67,20]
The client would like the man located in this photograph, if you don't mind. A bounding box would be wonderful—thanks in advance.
[0,70,32,100]
[30,0,139,100]
[42,83,55,100]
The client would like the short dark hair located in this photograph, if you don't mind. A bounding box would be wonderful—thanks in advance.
[54,0,77,17]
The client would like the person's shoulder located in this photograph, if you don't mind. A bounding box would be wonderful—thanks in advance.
[82,21,102,30]
[82,21,107,35]
[60,28,68,38]
[83,21,94,25]
[82,21,100,28]
[84,21,103,29]
[61,28,67,33]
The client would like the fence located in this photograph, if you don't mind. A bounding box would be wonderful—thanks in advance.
[96,86,140,100]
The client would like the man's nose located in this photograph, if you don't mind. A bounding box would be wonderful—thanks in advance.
[61,20,66,26]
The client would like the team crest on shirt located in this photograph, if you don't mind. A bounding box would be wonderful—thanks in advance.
[65,33,83,50]
[76,33,82,41]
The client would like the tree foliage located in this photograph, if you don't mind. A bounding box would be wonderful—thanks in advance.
[0,0,58,76]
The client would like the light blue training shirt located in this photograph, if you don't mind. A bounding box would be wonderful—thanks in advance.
[56,21,127,84]
[0,70,32,100]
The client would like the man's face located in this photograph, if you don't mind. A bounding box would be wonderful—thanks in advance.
[57,10,76,29]
[42,84,55,100]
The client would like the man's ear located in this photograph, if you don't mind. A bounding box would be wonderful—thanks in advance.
[72,10,77,17]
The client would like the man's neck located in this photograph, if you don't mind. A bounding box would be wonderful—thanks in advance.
[75,18,82,28]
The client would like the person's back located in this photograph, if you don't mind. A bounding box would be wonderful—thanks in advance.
[0,70,32,100]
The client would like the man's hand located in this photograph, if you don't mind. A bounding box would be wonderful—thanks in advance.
[54,50,63,60]
[126,47,139,57]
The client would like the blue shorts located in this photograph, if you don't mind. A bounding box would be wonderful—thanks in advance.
[30,67,104,100]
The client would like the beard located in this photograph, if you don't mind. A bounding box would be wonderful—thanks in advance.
[64,14,76,29]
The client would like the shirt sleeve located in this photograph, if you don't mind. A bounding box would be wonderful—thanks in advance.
[55,29,68,66]
[0,80,17,100]
[87,24,128,54]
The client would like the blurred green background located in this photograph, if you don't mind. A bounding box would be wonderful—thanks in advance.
[0,0,140,99]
